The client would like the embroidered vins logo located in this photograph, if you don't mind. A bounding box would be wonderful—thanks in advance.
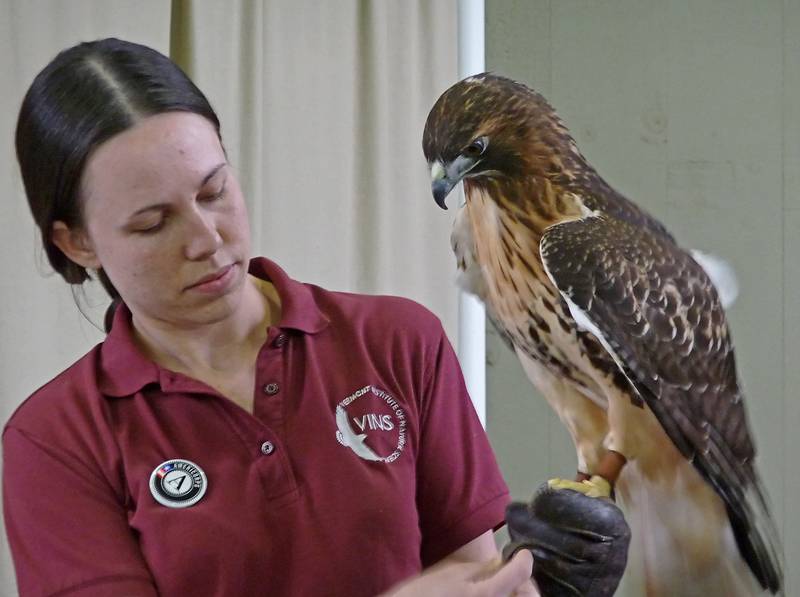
[335,385,407,463]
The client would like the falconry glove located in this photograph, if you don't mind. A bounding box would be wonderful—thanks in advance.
[503,482,631,597]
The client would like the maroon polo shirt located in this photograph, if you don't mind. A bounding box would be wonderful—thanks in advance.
[4,258,509,597]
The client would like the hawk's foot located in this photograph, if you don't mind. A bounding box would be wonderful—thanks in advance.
[547,475,612,498]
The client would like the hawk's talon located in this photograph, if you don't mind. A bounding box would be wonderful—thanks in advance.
[548,475,612,498]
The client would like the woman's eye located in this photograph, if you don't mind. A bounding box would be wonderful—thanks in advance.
[202,185,226,202]
[135,221,164,234]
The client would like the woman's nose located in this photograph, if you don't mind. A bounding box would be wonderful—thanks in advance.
[184,210,223,260]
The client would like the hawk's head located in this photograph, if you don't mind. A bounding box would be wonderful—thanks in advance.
[422,73,581,209]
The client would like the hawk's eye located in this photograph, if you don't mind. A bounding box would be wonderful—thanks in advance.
[464,137,488,158]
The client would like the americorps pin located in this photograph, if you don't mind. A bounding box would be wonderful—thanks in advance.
[149,459,207,508]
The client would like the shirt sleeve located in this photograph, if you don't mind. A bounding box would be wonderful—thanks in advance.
[3,426,157,596]
[415,325,510,567]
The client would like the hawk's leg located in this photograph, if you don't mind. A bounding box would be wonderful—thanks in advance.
[515,352,642,499]
[549,449,627,499]
[570,452,626,482]
[552,372,660,498]
[515,349,610,481]
[594,449,627,485]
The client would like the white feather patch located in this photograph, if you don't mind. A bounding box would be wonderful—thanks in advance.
[539,249,614,357]
[691,250,739,309]
[451,203,486,300]
[540,247,645,406]
[563,294,637,389]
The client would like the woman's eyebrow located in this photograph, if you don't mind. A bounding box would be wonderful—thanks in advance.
[201,163,227,187]
[126,163,227,219]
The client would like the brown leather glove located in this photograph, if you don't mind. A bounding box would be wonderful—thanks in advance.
[503,483,631,596]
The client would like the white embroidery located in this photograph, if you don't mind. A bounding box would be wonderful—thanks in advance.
[335,385,407,463]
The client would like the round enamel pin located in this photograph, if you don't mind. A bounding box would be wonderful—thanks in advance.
[149,459,207,508]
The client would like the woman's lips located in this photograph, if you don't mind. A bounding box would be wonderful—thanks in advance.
[185,263,237,293]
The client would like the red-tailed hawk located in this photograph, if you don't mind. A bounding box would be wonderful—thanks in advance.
[422,73,782,595]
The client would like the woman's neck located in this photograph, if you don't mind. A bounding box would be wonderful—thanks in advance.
[131,274,281,376]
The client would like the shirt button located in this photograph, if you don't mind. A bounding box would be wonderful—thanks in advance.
[260,441,275,455]
[263,382,280,395]
[273,334,287,347]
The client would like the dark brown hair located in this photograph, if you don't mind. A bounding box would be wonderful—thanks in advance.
[16,38,221,321]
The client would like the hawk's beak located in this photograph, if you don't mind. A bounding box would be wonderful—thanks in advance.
[430,161,454,210]
[432,178,455,210]
[429,155,479,210]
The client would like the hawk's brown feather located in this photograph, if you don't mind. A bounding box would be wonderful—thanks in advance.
[541,215,780,588]
[423,73,782,594]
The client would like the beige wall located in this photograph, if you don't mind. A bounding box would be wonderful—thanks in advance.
[1,1,457,595]
[169,1,460,324]
[8,1,794,594]
[0,3,171,594]
[485,0,799,594]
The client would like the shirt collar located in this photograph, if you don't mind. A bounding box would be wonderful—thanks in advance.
[247,257,329,334]
[98,257,329,397]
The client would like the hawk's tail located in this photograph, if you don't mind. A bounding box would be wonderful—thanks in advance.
[724,479,784,595]
[616,457,779,596]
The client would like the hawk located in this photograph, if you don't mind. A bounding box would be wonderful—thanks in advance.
[422,73,783,595]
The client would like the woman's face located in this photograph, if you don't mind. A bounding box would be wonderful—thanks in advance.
[76,111,252,327]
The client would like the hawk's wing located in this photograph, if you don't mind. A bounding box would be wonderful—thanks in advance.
[539,212,782,592]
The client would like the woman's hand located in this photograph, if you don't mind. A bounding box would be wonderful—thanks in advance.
[382,550,537,597]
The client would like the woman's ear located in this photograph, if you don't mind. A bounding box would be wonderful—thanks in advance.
[51,221,101,269]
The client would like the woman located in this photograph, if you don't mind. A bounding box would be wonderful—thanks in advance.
[4,38,534,596]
